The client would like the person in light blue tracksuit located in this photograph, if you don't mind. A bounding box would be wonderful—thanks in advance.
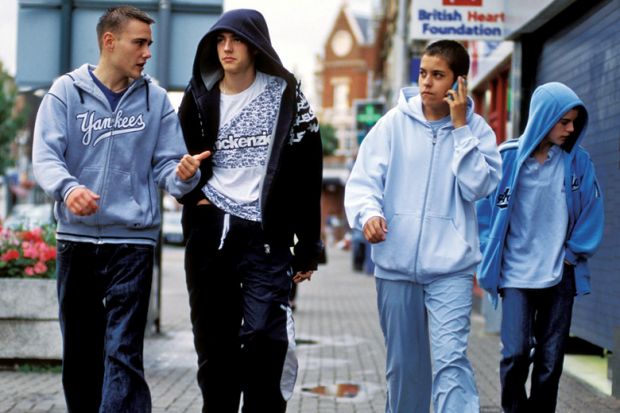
[345,40,501,413]
[477,82,604,412]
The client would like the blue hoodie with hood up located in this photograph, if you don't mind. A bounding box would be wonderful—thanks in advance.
[477,82,604,305]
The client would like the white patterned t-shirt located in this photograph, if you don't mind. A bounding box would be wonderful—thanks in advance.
[202,72,284,221]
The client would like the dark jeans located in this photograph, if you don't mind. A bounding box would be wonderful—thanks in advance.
[499,264,576,413]
[57,241,153,413]
[183,205,296,413]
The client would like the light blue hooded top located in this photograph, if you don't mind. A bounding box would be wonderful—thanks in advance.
[345,87,502,283]
[32,64,200,245]
[501,143,568,289]
[477,82,605,304]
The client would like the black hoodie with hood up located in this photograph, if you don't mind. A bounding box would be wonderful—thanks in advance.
[177,9,324,272]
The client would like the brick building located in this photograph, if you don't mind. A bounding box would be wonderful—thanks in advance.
[317,4,380,157]
[315,5,381,250]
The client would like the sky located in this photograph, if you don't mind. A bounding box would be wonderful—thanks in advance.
[222,0,378,100]
[0,0,18,76]
[0,0,377,103]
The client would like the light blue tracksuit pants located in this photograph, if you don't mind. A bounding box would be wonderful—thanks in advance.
[376,274,479,413]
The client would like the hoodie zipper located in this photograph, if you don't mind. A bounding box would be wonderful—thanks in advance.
[90,81,143,240]
[97,104,117,241]
[412,129,438,278]
[78,84,114,238]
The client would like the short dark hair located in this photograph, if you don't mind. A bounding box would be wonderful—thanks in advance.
[423,40,470,79]
[96,5,154,50]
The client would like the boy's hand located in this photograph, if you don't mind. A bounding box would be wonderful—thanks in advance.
[176,150,211,181]
[445,76,467,129]
[66,187,100,216]
[363,216,388,244]
[293,271,313,284]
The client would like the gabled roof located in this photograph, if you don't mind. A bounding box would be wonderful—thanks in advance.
[353,14,374,44]
[341,6,373,45]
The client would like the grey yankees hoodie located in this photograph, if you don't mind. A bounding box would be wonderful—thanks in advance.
[33,64,199,245]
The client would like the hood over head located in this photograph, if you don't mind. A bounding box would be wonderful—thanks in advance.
[518,82,588,161]
[191,9,295,90]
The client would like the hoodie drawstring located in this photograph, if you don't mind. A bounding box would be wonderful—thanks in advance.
[144,79,150,112]
[67,73,148,108]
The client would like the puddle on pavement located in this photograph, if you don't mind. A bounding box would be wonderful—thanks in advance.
[298,381,382,402]
[302,383,360,398]
[295,338,319,345]
[295,335,366,348]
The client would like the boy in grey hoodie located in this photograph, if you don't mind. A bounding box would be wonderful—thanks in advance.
[32,6,207,412]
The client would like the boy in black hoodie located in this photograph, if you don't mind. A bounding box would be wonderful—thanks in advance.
[177,9,323,413]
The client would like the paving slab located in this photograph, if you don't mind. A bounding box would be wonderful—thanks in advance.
[0,245,618,412]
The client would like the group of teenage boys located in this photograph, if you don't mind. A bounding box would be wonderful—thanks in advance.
[32,5,604,413]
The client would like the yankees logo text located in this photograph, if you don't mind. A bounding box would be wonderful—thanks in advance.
[76,110,146,146]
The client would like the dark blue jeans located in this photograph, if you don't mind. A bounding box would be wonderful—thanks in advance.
[499,264,576,413]
[57,241,153,413]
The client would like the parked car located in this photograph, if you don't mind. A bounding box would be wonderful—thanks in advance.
[162,209,184,245]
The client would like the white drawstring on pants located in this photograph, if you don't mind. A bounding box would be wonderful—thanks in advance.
[218,213,230,250]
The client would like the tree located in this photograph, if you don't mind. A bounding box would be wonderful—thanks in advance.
[320,123,339,157]
[0,62,25,176]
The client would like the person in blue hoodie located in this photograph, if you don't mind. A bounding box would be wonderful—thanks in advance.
[345,40,501,413]
[477,82,604,412]
[177,9,323,413]
[32,6,206,412]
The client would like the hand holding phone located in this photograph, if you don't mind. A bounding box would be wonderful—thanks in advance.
[447,76,467,128]
[446,77,467,101]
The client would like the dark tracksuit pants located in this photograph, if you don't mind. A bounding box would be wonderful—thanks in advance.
[183,204,297,413]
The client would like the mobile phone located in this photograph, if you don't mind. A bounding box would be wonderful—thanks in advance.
[447,78,466,100]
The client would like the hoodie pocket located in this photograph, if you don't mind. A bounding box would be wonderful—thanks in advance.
[417,214,473,275]
[99,169,147,228]
[371,213,421,273]
[59,168,148,228]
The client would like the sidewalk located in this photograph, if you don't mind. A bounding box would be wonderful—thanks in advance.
[1,246,619,412]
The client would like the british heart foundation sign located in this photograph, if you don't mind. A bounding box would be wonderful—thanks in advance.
[411,0,505,40]
[443,0,483,6]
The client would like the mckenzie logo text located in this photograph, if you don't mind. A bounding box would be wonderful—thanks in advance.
[215,132,270,150]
